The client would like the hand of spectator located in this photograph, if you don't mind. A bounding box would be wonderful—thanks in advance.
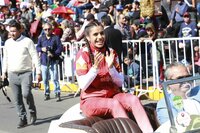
[1,73,7,80]
[179,42,185,48]
[194,46,199,52]
[105,50,114,69]
[167,22,172,28]
[93,51,103,69]
[128,48,133,54]
[42,47,47,52]
[36,74,42,83]
[47,51,54,57]
[139,37,145,42]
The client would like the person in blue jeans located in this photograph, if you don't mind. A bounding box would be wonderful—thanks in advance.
[197,3,200,15]
[36,22,63,102]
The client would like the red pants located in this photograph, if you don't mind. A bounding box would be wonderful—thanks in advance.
[81,93,153,132]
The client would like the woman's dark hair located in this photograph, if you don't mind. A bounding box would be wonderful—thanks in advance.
[8,20,21,30]
[84,21,101,36]
[84,21,110,65]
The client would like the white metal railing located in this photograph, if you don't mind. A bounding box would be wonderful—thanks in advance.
[61,41,85,83]
[0,37,199,97]
[154,37,200,86]
[122,39,159,97]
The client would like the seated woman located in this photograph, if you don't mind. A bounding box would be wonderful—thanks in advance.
[75,21,153,133]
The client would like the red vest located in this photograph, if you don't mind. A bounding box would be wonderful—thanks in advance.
[75,45,122,100]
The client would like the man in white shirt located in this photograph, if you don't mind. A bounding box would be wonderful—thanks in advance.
[2,20,41,128]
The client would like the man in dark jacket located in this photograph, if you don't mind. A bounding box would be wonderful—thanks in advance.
[36,22,63,102]
[101,15,123,63]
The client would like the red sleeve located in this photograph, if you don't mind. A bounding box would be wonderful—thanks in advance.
[53,28,63,38]
[75,48,92,76]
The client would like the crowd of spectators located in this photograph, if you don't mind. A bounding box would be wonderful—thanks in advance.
[0,1,198,38]
[0,0,199,84]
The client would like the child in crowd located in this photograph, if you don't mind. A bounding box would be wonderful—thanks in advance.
[124,56,140,88]
[178,12,197,63]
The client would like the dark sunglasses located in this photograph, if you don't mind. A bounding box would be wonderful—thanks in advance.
[168,75,191,80]
[44,28,52,31]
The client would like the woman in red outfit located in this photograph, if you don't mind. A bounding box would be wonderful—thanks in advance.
[75,21,153,133]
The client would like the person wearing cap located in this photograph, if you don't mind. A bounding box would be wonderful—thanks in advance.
[178,12,197,63]
[46,16,63,38]
[91,7,107,22]
[10,8,20,20]
[116,4,123,11]
[114,4,123,24]
[131,19,147,40]
[178,12,197,40]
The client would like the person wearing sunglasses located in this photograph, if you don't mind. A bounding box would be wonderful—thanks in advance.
[156,62,200,126]
[36,22,63,102]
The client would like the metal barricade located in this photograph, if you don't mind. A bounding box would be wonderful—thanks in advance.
[122,37,200,99]
[155,37,200,76]
[0,46,4,76]
[122,39,160,97]
[154,37,200,86]
[2,37,199,99]
[60,41,85,94]
[62,41,85,82]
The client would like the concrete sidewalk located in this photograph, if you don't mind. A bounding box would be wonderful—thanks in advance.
[0,87,79,133]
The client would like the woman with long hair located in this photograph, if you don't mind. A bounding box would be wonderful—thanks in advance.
[75,21,153,133]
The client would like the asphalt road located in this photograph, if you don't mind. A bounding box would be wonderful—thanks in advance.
[0,86,158,133]
[0,87,80,133]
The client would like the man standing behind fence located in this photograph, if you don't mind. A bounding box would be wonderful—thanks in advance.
[2,20,41,128]
[36,22,63,102]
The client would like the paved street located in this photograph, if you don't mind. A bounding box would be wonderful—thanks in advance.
[0,87,79,133]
